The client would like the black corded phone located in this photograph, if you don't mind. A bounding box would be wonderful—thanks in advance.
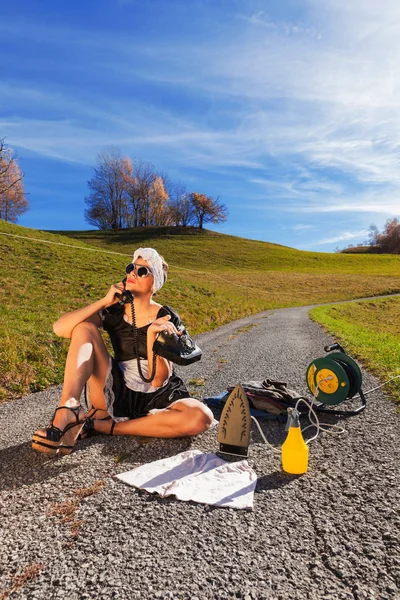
[115,277,134,305]
[115,278,202,383]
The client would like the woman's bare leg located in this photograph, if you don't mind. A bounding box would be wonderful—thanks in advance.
[94,398,213,438]
[42,321,110,431]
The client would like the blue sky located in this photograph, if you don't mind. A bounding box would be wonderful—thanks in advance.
[1,0,399,251]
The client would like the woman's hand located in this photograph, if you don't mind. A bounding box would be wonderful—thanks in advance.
[147,315,176,386]
[103,282,126,307]
[147,315,179,338]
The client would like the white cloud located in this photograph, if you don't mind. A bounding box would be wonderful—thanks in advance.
[290,224,313,231]
[297,200,400,214]
[310,229,369,246]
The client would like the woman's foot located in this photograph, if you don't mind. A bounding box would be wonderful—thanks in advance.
[32,404,86,455]
[85,418,116,436]
[79,408,111,439]
[37,398,84,430]
[35,402,85,435]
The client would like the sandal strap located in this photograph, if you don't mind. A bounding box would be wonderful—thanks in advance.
[82,418,95,434]
[44,405,84,440]
[85,408,110,421]
[53,405,82,425]
[79,417,115,439]
[45,425,63,442]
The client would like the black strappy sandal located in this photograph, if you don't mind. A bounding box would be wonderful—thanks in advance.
[79,408,111,440]
[32,406,85,456]
[82,418,116,437]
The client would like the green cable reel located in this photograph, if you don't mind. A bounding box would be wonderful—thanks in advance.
[306,343,366,415]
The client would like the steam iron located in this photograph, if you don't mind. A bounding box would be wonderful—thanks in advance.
[218,384,251,457]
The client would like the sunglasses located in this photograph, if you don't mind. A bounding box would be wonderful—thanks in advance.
[125,263,153,278]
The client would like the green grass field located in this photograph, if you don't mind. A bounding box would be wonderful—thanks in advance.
[310,297,400,404]
[1,219,400,402]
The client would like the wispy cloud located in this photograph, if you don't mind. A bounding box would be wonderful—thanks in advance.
[290,224,313,231]
[310,229,369,247]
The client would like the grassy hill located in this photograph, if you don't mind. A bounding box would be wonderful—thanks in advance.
[2,220,400,402]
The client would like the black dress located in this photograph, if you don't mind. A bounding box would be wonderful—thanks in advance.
[98,303,190,420]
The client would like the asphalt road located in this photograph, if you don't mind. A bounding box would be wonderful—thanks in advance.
[0,304,399,600]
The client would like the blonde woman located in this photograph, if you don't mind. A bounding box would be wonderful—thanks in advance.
[32,248,212,455]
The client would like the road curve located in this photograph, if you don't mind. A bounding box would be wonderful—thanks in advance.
[0,304,399,600]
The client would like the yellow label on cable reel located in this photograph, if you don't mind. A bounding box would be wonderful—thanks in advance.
[306,356,352,405]
[316,368,339,394]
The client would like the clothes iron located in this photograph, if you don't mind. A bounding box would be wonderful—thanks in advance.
[217,384,251,457]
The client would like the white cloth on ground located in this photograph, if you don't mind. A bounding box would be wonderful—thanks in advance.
[116,449,257,510]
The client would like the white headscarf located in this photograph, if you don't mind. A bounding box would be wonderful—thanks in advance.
[132,247,165,293]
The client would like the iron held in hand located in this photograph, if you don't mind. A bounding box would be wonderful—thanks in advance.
[218,384,251,457]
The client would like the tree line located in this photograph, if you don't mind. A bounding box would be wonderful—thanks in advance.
[84,149,228,230]
[0,139,29,222]
[341,218,400,254]
[367,219,400,253]
[0,141,227,232]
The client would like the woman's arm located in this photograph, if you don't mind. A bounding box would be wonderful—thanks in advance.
[53,282,125,338]
[146,315,177,388]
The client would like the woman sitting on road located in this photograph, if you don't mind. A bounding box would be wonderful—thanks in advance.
[32,247,213,455]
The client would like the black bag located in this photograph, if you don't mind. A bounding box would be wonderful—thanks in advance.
[153,325,202,366]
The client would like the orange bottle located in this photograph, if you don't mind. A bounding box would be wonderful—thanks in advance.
[281,408,309,475]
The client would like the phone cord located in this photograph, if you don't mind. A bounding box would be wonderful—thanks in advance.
[130,299,157,384]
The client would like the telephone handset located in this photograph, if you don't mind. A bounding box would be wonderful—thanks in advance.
[115,277,134,305]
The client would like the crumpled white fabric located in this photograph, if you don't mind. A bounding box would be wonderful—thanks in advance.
[116,449,257,510]
[133,247,164,292]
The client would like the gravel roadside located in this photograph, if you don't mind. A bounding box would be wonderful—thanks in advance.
[0,305,399,600]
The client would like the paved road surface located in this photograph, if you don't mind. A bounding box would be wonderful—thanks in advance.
[0,304,399,599]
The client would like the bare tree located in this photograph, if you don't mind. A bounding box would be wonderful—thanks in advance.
[124,161,171,226]
[189,192,228,229]
[85,202,113,231]
[168,182,194,226]
[84,148,228,231]
[367,224,379,246]
[124,160,154,227]
[376,218,400,253]
[148,175,170,225]
[84,149,130,229]
[0,139,29,222]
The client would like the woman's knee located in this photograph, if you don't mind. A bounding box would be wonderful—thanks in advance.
[71,320,101,339]
[183,402,213,436]
[70,321,109,367]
